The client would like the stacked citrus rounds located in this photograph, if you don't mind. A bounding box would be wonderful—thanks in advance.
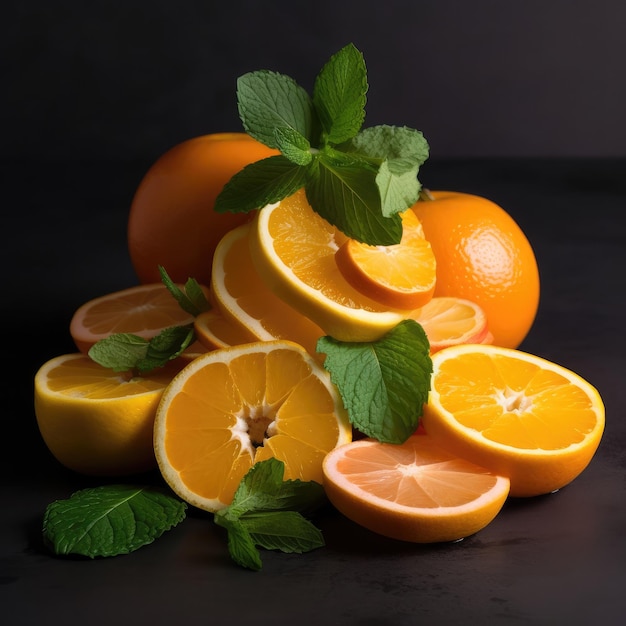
[34,133,605,547]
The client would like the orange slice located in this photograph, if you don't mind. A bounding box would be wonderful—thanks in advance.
[421,344,605,497]
[69,282,209,359]
[34,353,184,476]
[193,309,253,350]
[322,432,510,543]
[211,222,325,357]
[153,340,352,512]
[249,189,406,342]
[409,296,493,353]
[335,209,436,310]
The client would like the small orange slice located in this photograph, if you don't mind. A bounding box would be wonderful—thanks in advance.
[69,282,209,359]
[153,340,352,512]
[421,344,605,497]
[323,432,510,543]
[193,309,253,350]
[409,296,493,353]
[335,209,436,310]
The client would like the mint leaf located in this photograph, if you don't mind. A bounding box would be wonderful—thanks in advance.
[158,266,210,316]
[88,324,194,373]
[214,155,308,214]
[313,42,367,145]
[237,70,317,149]
[214,459,326,570]
[242,511,324,553]
[43,485,187,558]
[317,320,432,443]
[306,150,402,244]
[274,127,313,165]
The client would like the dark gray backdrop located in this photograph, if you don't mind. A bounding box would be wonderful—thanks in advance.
[3,0,625,160]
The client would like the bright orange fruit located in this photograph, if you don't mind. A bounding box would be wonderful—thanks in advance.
[412,191,540,349]
[153,340,352,512]
[323,432,510,543]
[127,133,279,286]
[335,208,436,310]
[421,344,605,497]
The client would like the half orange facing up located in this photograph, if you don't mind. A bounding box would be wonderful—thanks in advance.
[153,340,352,512]
[421,344,605,497]
[323,432,510,543]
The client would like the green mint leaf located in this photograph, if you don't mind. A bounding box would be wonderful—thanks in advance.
[215,516,263,571]
[237,70,317,149]
[274,127,313,165]
[317,320,432,443]
[214,155,308,214]
[88,333,150,372]
[312,43,367,145]
[43,485,187,558]
[344,125,430,217]
[306,150,402,245]
[88,324,194,373]
[136,324,195,372]
[158,266,210,316]
[241,511,324,554]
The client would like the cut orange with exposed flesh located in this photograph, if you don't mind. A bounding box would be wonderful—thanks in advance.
[421,344,605,497]
[193,309,253,350]
[322,432,510,543]
[69,282,209,359]
[34,353,184,476]
[211,222,325,357]
[249,189,406,342]
[335,208,436,310]
[153,340,352,512]
[410,296,493,353]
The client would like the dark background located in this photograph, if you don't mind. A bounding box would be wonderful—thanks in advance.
[3,0,625,162]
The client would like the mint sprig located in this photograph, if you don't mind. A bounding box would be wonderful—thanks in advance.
[214,43,429,245]
[317,320,433,443]
[214,458,326,571]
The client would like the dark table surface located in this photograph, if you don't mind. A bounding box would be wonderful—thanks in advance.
[2,157,625,625]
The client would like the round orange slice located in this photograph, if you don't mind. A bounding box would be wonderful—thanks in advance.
[153,340,352,512]
[323,432,510,543]
[249,189,406,342]
[421,344,605,497]
[335,209,436,310]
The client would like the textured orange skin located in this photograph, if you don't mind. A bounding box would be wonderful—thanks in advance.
[412,191,540,349]
[127,133,279,286]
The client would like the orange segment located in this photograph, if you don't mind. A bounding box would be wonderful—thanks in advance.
[34,353,184,476]
[421,344,605,497]
[69,282,209,359]
[322,432,510,543]
[153,340,352,512]
[409,296,493,353]
[335,209,436,310]
[211,222,325,357]
[250,189,406,342]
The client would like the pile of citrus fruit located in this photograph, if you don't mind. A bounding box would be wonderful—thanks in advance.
[34,131,604,546]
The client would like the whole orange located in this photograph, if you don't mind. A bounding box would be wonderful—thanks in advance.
[412,191,540,348]
[127,133,279,286]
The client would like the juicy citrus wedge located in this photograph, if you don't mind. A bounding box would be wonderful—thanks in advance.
[421,344,605,497]
[249,189,406,342]
[153,340,352,512]
[34,353,184,476]
[322,432,510,543]
[335,208,436,310]
[69,282,209,359]
[211,223,325,357]
[410,296,493,353]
